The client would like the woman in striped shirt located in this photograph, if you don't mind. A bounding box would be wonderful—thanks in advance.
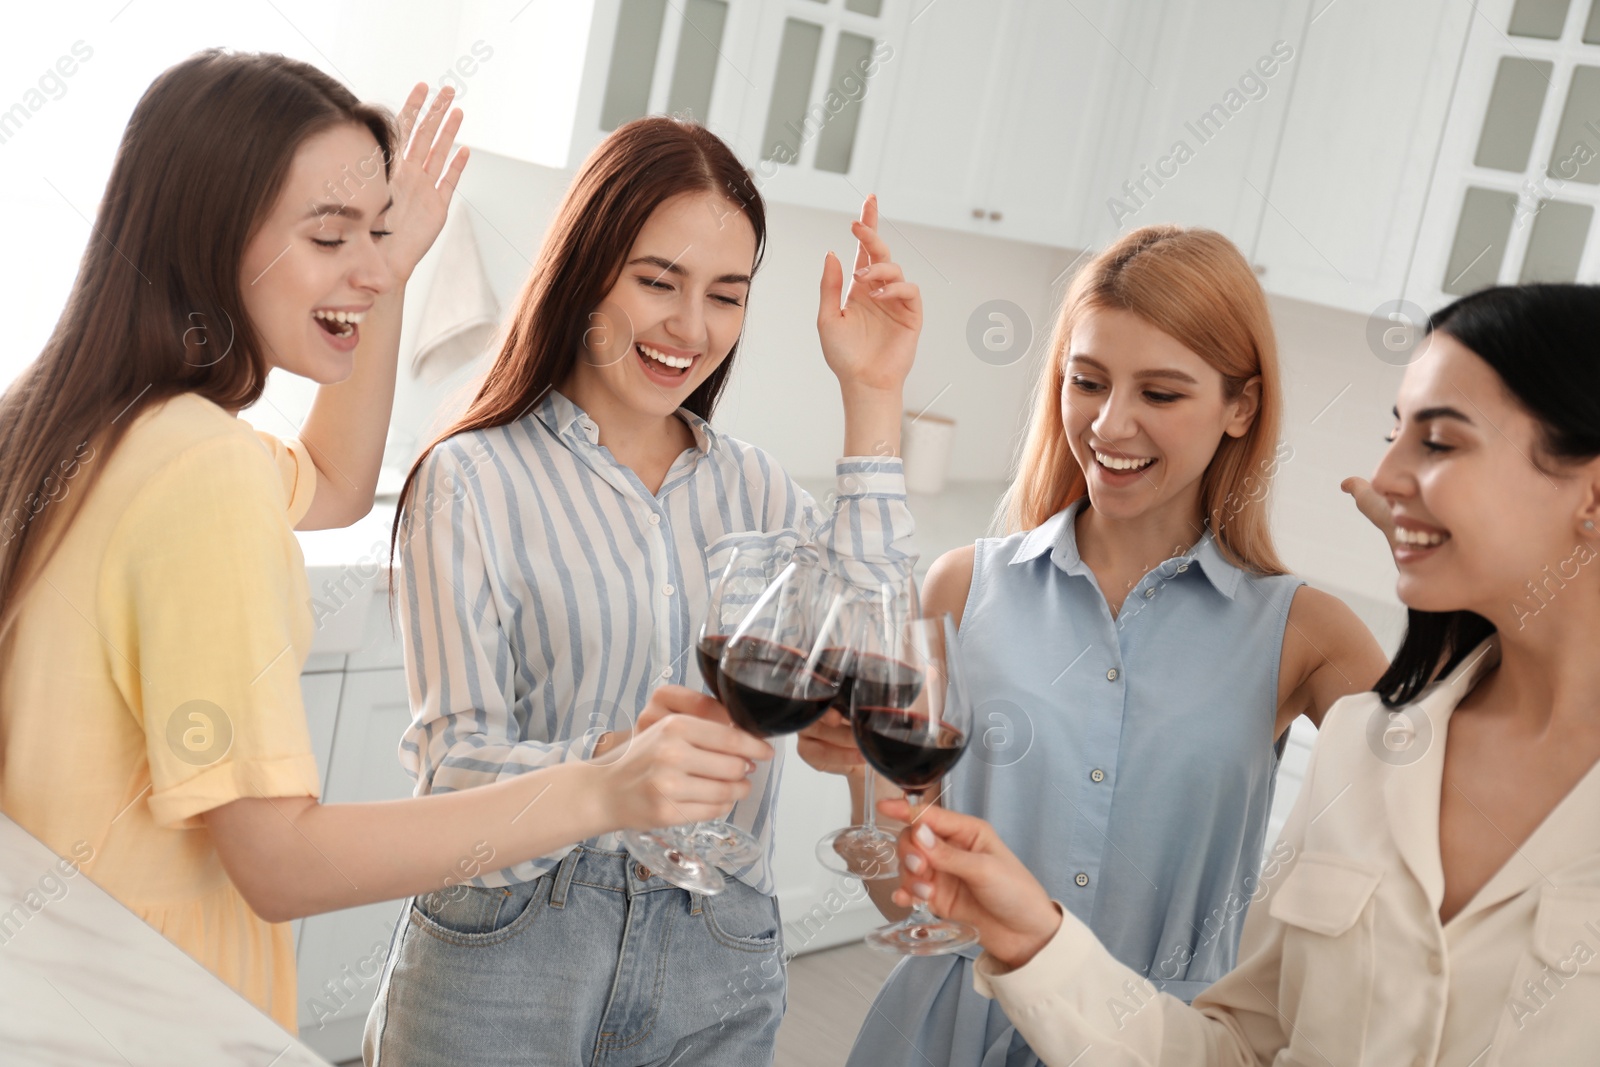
[364,117,923,1065]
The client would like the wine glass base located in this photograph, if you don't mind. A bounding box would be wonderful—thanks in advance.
[865,917,979,957]
[688,821,763,868]
[815,827,900,879]
[620,829,727,895]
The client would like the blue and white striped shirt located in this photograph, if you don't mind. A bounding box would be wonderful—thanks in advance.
[396,389,916,894]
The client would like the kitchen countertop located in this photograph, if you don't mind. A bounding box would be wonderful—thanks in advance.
[0,815,330,1066]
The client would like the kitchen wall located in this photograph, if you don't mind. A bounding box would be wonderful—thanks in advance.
[254,144,1408,634]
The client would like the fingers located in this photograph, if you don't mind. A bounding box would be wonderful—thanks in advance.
[674,715,775,763]
[819,250,845,320]
[438,146,470,200]
[652,685,730,723]
[850,216,893,268]
[851,195,878,276]
[851,262,904,289]
[865,282,920,306]
[422,107,466,180]
[395,82,428,149]
[408,86,458,170]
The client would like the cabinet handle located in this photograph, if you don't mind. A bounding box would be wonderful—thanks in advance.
[988,210,1003,221]
[971,208,985,219]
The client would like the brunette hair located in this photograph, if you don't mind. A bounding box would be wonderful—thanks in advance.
[1002,225,1288,574]
[0,49,393,630]
[390,116,766,564]
[1375,284,1600,707]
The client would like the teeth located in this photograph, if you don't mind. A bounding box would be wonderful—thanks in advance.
[1094,450,1155,472]
[639,343,693,370]
[313,309,365,326]
[1395,527,1448,546]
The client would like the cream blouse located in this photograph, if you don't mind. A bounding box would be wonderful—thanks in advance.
[976,635,1600,1065]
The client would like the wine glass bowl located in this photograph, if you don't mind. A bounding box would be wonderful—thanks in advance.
[856,612,978,955]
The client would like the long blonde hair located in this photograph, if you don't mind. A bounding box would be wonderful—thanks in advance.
[1001,225,1287,575]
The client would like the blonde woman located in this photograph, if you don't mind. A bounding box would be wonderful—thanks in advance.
[800,226,1387,1066]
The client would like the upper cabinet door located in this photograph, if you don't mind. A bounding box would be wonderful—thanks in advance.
[728,0,907,213]
[1253,0,1474,315]
[972,0,1122,250]
[873,0,1018,234]
[1410,0,1600,312]
[1073,0,1308,257]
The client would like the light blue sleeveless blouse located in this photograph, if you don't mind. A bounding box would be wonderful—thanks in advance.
[846,499,1305,1067]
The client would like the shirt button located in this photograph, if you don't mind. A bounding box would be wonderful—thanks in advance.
[1074,872,1090,888]
[1426,952,1443,975]
[660,667,672,680]
[1143,587,1155,598]
[648,513,661,526]
[662,584,675,597]
[1090,768,1105,783]
[1106,668,1119,682]
[635,862,652,881]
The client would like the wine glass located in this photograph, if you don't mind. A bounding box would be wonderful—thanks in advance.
[814,576,922,880]
[619,543,773,894]
[718,558,844,741]
[856,612,977,955]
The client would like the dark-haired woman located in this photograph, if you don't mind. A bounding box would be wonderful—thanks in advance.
[363,118,922,1065]
[882,283,1600,1065]
[0,53,767,1030]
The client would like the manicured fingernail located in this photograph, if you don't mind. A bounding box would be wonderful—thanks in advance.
[854,267,869,277]
[911,881,933,900]
[871,288,886,297]
[915,824,935,848]
[904,852,925,874]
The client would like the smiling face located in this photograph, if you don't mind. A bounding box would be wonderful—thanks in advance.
[564,189,756,424]
[238,123,395,384]
[1371,332,1600,621]
[1061,307,1260,524]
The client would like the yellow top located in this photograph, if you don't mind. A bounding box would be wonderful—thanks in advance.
[0,392,322,1031]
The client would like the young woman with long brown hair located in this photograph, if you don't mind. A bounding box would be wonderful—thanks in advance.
[797,225,1389,1066]
[362,117,923,1065]
[0,52,766,1030]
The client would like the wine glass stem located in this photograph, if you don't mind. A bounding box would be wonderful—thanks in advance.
[860,765,877,833]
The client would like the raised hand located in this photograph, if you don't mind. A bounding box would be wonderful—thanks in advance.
[879,798,1062,970]
[382,83,471,283]
[817,195,922,397]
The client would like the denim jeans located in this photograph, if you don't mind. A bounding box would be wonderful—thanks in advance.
[364,846,786,1066]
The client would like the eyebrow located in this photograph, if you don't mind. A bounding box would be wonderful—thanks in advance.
[304,197,394,222]
[628,255,752,286]
[1068,354,1200,386]
[1392,405,1476,426]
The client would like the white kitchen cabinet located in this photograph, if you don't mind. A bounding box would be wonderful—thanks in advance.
[875,0,1114,249]
[1410,0,1600,310]
[1076,0,1307,256]
[295,668,416,1064]
[1252,0,1474,315]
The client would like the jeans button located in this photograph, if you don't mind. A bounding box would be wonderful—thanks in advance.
[635,862,652,881]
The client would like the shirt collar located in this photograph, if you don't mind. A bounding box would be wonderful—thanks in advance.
[533,388,717,454]
[1008,497,1246,600]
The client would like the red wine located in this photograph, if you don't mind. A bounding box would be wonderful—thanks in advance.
[718,639,839,736]
[816,647,854,718]
[846,654,923,718]
[853,709,967,790]
[697,634,730,700]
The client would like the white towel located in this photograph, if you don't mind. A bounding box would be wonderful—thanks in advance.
[410,210,501,384]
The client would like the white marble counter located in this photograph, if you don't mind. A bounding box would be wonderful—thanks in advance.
[0,816,331,1066]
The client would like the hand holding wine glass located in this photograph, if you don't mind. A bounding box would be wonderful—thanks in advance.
[855,612,976,955]
[878,799,1063,971]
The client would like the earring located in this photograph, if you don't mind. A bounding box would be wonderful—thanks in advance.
[1586,520,1597,534]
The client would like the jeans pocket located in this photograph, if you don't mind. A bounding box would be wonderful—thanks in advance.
[703,884,781,952]
[410,880,544,946]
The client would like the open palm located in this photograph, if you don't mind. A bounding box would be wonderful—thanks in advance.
[382,83,471,283]
[817,196,921,395]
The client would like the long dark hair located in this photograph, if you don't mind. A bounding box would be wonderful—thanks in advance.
[0,49,393,632]
[389,117,767,565]
[1375,283,1600,706]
